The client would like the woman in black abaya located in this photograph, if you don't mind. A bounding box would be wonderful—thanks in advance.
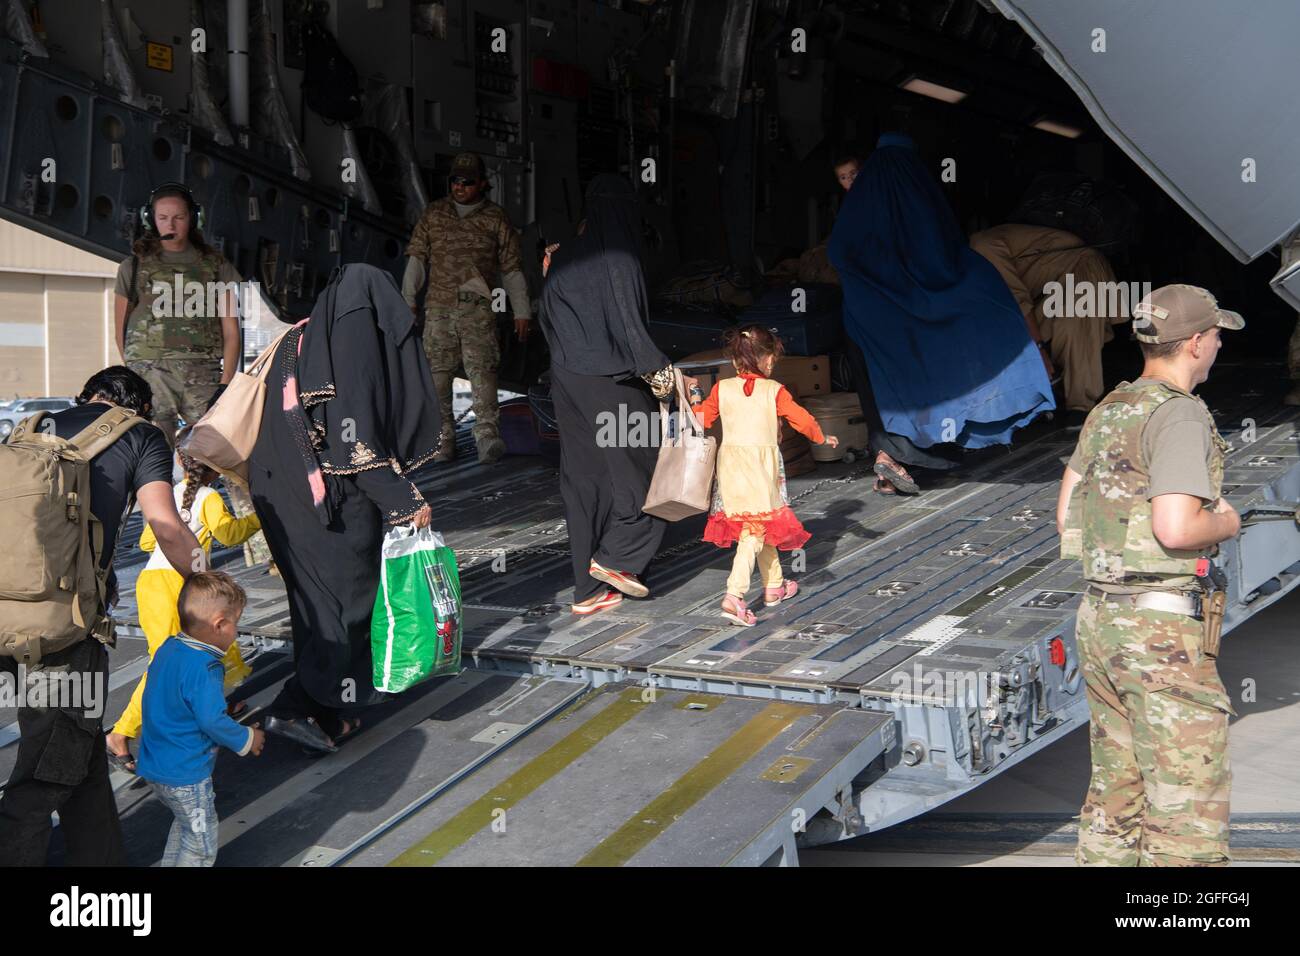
[248,264,440,750]
[539,175,694,615]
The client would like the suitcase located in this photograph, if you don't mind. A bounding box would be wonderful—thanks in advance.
[647,308,734,361]
[738,283,844,356]
[802,392,869,462]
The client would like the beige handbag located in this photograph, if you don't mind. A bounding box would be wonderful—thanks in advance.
[643,368,717,521]
[181,327,292,485]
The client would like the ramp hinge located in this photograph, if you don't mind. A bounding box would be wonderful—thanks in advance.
[831,783,864,837]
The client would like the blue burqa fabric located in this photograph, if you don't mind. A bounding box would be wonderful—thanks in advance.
[828,134,1054,449]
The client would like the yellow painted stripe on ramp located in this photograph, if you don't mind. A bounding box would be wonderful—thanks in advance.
[576,701,814,867]
[388,688,648,866]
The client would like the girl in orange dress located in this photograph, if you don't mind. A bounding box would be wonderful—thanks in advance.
[691,326,838,626]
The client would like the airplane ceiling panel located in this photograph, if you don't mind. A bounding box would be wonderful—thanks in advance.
[991,0,1300,264]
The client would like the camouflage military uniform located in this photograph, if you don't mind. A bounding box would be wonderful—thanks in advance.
[406,196,522,446]
[120,250,233,444]
[422,291,499,439]
[226,479,272,567]
[1061,379,1234,866]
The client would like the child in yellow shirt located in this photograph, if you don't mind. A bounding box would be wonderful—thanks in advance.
[106,433,262,772]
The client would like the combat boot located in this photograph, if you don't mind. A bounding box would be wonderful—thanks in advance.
[476,434,506,464]
[467,364,505,464]
[435,426,457,462]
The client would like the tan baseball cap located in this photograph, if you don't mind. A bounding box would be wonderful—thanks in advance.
[450,152,485,180]
[1132,284,1244,343]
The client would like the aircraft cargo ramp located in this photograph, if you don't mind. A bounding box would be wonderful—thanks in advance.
[6,365,1296,867]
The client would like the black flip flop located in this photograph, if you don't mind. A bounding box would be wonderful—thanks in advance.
[328,717,362,745]
[107,750,137,775]
[872,477,897,496]
[873,460,919,495]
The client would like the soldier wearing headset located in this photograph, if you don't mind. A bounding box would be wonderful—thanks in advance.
[114,182,242,446]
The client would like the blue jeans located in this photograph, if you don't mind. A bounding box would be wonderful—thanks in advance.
[150,777,218,866]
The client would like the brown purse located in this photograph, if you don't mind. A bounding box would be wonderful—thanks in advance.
[181,327,292,485]
[642,369,717,521]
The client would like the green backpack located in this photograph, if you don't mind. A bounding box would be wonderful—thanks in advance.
[0,406,142,665]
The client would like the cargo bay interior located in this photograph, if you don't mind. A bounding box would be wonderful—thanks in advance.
[3,1,1299,866]
[659,0,1292,376]
[9,1,1293,374]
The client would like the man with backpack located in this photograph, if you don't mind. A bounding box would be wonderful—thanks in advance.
[0,367,203,866]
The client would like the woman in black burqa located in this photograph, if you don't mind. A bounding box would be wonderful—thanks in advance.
[539,175,695,615]
[249,264,440,751]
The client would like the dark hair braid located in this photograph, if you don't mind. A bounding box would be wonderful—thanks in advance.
[174,426,217,519]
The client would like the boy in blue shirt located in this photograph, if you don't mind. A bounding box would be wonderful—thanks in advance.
[137,571,266,866]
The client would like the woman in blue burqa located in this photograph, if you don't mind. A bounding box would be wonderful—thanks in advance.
[828,133,1054,493]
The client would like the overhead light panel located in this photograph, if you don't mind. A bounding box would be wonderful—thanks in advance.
[898,75,968,104]
[1032,117,1084,139]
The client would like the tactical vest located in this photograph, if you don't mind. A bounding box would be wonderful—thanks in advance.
[1061,379,1228,588]
[123,252,226,361]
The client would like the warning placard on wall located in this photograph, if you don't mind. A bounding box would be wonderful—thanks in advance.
[146,42,173,72]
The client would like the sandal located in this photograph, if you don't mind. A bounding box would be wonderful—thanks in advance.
[588,561,650,599]
[328,716,362,745]
[873,457,919,495]
[572,589,623,616]
[872,477,897,495]
[720,595,757,627]
[107,747,137,775]
[764,580,799,608]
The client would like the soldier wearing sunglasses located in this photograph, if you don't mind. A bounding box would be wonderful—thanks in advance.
[403,152,531,464]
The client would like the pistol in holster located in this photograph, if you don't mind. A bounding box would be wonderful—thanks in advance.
[1195,557,1228,659]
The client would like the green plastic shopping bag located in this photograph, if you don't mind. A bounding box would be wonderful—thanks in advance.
[371,526,462,693]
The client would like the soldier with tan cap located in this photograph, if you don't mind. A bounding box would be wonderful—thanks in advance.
[1056,284,1243,866]
[403,152,532,464]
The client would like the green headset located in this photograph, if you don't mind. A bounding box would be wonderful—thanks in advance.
[138,181,205,235]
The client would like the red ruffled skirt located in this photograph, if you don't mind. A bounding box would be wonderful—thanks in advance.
[703,505,810,551]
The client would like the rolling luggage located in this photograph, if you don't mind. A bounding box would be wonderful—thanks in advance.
[802,392,869,462]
